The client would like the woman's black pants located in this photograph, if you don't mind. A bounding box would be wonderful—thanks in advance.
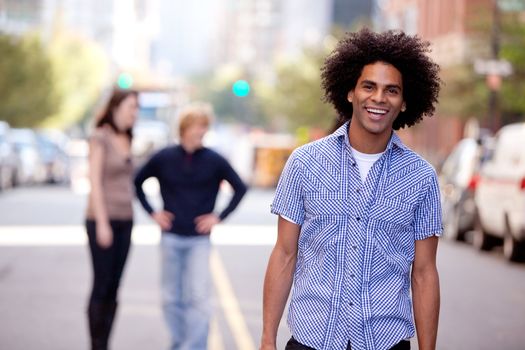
[85,219,132,350]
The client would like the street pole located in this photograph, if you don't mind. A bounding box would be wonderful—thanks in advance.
[489,0,501,132]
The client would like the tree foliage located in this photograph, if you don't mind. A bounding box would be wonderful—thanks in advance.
[45,30,109,129]
[189,66,268,127]
[257,45,337,132]
[437,64,488,120]
[190,34,345,133]
[0,30,109,129]
[438,9,525,124]
[0,34,58,127]
[499,12,525,121]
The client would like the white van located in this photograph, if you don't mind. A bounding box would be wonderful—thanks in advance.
[473,122,525,262]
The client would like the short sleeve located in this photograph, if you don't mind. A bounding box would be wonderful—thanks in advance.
[413,171,443,240]
[270,149,305,225]
[89,128,108,148]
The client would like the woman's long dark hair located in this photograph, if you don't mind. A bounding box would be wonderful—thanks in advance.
[96,89,138,141]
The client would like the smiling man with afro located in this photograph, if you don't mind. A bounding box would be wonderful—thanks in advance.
[261,28,443,350]
[322,28,441,130]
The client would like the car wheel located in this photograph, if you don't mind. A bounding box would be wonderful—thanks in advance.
[503,232,525,262]
[11,170,19,187]
[503,216,525,261]
[472,210,496,251]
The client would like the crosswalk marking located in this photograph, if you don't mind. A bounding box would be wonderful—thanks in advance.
[0,224,277,246]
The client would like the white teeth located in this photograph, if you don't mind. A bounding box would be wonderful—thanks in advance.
[366,108,387,114]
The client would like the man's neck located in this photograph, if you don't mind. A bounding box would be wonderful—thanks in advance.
[180,142,202,154]
[348,124,392,154]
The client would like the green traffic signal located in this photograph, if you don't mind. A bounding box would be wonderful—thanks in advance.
[117,72,133,89]
[232,80,250,97]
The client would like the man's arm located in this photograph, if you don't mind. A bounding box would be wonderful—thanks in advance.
[133,153,174,231]
[88,133,112,248]
[412,236,440,350]
[260,216,300,350]
[133,156,157,215]
[195,158,247,234]
[217,160,247,221]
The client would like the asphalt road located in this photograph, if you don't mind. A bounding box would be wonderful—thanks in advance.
[1,185,524,349]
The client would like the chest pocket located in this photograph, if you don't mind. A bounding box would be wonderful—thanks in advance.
[369,198,415,273]
[369,197,413,227]
[302,166,340,192]
[303,196,350,217]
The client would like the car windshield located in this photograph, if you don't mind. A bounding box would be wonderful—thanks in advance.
[441,139,479,186]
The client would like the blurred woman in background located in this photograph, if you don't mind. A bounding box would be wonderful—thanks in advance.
[85,89,138,350]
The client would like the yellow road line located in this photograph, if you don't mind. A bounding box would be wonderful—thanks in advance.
[209,316,224,350]
[210,249,256,350]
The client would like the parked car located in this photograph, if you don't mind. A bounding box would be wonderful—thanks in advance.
[0,121,18,190]
[8,128,47,185]
[473,122,525,262]
[440,138,481,241]
[36,131,70,184]
[67,137,90,194]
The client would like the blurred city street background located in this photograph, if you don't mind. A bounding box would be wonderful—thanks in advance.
[1,0,525,349]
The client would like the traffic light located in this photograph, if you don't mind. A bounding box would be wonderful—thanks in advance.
[232,79,250,97]
[117,72,133,89]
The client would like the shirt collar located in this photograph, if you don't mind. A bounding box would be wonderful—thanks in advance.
[178,144,205,155]
[332,121,408,153]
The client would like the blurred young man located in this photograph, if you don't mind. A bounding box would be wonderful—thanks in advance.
[134,103,247,350]
[261,28,442,350]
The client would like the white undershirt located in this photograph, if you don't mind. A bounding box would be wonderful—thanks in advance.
[351,146,384,184]
[280,147,384,224]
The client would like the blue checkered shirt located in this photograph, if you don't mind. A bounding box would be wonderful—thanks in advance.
[271,122,442,350]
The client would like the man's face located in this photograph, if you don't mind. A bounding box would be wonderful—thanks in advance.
[181,122,208,150]
[347,61,406,140]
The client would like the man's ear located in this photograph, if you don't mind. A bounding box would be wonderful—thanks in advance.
[401,102,406,112]
[347,91,354,103]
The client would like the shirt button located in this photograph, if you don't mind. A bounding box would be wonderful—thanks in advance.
[356,217,360,221]
[352,245,357,250]
[350,274,355,278]
[349,302,354,306]
[356,188,361,193]
[352,162,356,166]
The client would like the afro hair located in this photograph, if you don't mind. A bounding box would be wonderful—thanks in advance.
[321,28,441,130]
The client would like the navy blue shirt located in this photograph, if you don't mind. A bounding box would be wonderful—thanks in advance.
[134,145,247,236]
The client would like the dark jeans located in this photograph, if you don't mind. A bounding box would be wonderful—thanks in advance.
[285,336,411,350]
[86,219,132,303]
